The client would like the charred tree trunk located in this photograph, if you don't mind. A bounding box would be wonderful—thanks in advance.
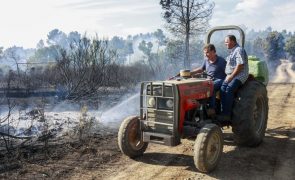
[185,0,191,69]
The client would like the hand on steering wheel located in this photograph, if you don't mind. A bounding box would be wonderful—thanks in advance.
[168,73,181,80]
[192,72,214,79]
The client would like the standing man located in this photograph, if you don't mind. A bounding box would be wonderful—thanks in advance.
[217,35,249,121]
[191,44,226,116]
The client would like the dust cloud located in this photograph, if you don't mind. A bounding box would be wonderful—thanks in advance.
[271,59,295,83]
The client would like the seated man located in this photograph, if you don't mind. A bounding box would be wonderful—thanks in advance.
[217,35,249,121]
[191,44,226,116]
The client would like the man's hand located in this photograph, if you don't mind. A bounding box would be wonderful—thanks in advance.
[168,73,180,80]
[168,76,175,80]
[225,75,234,83]
[225,64,243,83]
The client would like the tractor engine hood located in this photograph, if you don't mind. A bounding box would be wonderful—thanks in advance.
[163,78,214,100]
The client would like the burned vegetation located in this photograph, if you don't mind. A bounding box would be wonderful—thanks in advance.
[0,35,154,179]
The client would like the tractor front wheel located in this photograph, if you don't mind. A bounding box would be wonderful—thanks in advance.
[118,116,148,158]
[194,124,223,173]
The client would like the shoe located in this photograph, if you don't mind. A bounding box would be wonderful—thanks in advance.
[217,114,231,121]
[206,108,216,117]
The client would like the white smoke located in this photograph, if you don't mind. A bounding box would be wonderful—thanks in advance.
[0,89,140,138]
[98,93,140,128]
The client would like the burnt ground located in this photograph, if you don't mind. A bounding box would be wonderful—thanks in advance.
[0,128,122,179]
[0,83,295,180]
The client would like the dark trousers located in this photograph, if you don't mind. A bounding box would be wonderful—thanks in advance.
[209,79,224,109]
[220,79,242,116]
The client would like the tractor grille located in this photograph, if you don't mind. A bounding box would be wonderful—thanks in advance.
[141,82,176,135]
[140,81,181,146]
[147,109,174,124]
[146,109,174,134]
[146,84,173,97]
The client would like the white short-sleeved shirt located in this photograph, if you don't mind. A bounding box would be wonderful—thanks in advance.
[225,44,249,83]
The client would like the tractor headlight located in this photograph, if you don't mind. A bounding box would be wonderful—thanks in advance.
[166,99,173,108]
[157,98,173,110]
[147,97,156,107]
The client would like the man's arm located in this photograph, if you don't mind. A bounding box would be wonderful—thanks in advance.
[191,59,206,76]
[225,64,244,83]
[225,48,246,83]
[191,67,204,76]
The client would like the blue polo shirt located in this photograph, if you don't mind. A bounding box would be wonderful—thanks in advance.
[201,55,226,80]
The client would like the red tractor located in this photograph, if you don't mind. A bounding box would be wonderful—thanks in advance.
[118,26,269,172]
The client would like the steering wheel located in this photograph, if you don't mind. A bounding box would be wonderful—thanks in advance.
[192,72,214,79]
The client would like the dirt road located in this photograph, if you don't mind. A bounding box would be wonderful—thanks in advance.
[100,83,295,180]
[272,60,295,83]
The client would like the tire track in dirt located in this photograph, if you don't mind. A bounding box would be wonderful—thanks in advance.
[267,84,294,127]
[267,83,281,97]
[266,84,293,177]
[105,145,186,180]
[270,84,295,179]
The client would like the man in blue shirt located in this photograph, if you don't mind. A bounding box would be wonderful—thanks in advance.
[191,44,226,116]
[217,35,249,121]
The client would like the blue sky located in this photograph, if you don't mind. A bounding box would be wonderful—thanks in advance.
[0,0,294,48]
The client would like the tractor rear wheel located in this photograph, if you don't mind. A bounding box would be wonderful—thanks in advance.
[194,124,223,173]
[118,116,148,158]
[232,80,268,147]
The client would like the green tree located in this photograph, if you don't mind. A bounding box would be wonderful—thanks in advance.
[138,40,155,75]
[164,39,184,70]
[153,29,166,46]
[285,34,295,61]
[124,41,134,64]
[160,0,214,69]
[0,47,3,56]
[3,46,27,76]
[36,40,45,49]
[109,36,135,65]
[47,29,68,48]
[67,31,81,46]
[252,37,264,59]
[189,39,204,64]
[263,31,285,69]
[28,46,60,64]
